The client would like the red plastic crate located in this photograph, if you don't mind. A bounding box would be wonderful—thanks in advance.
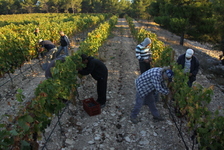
[82,98,101,116]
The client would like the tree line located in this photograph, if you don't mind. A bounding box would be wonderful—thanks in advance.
[0,0,132,14]
[148,0,224,49]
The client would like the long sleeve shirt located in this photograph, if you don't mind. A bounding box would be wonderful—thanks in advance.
[135,67,169,98]
[40,40,56,51]
[135,44,152,61]
[60,35,70,47]
[78,57,108,80]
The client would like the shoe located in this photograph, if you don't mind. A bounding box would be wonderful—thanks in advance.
[153,116,164,121]
[130,117,139,124]
[100,104,106,108]
[96,99,106,108]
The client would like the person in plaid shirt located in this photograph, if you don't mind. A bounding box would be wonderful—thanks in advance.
[130,67,174,124]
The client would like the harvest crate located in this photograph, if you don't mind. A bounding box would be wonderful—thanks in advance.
[82,98,101,116]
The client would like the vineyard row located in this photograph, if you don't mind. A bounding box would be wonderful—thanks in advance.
[0,14,118,149]
[126,15,224,150]
[0,13,111,77]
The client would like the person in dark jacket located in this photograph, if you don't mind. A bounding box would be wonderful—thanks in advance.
[56,31,70,57]
[39,39,58,70]
[177,49,199,87]
[39,39,56,53]
[78,54,108,108]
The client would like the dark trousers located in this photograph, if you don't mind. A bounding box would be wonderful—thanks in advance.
[139,61,151,74]
[188,76,196,87]
[97,76,107,105]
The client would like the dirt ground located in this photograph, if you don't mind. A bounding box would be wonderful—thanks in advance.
[0,18,223,150]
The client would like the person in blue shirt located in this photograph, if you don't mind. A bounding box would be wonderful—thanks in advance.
[130,67,174,124]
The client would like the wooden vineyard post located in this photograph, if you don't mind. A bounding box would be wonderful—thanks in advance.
[69,86,77,105]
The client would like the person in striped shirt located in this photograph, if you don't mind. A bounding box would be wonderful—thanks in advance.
[130,67,174,124]
[136,37,152,74]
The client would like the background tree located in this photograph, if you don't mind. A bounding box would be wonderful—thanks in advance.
[20,0,37,13]
[65,0,83,13]
[81,0,131,14]
[37,0,50,13]
[102,0,119,13]
[92,0,103,13]
[212,0,224,56]
[81,0,93,13]
[149,0,214,45]
[131,0,151,19]
[0,0,23,14]
[116,0,132,16]
[0,0,8,14]
[9,0,22,14]
[47,0,62,13]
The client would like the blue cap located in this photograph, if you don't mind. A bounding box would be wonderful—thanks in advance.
[166,69,174,82]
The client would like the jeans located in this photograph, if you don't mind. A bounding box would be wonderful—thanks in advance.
[154,91,159,103]
[130,91,160,119]
[56,46,69,57]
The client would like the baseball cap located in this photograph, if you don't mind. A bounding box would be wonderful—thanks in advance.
[185,49,194,58]
[39,39,43,43]
[166,69,174,82]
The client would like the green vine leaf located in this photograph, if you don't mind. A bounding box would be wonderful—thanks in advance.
[9,129,18,136]
[16,88,25,102]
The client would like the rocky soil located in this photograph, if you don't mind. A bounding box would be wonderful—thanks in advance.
[0,18,223,150]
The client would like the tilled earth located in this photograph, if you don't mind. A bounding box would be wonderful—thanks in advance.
[0,18,223,150]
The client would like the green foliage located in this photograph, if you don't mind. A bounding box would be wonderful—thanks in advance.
[154,46,173,67]
[148,2,160,17]
[197,18,215,34]
[0,0,132,14]
[129,0,153,19]
[154,16,170,28]
[149,0,216,44]
[0,124,13,149]
[16,88,25,102]
[0,13,107,77]
[20,140,30,150]
[79,15,118,56]
[18,115,34,132]
[169,18,189,33]
[197,114,224,150]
